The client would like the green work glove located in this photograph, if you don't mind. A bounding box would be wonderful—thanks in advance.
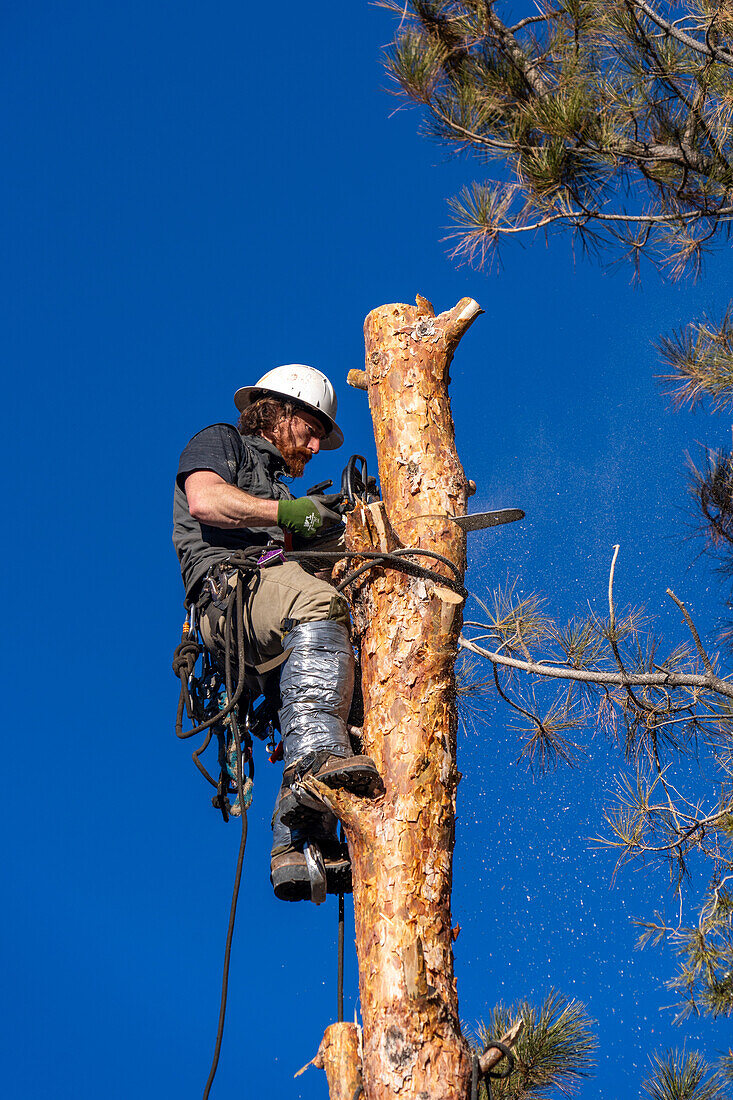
[277,496,341,538]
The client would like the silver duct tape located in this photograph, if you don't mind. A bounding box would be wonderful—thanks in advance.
[278,621,355,767]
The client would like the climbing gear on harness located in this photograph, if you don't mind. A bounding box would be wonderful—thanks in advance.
[224,719,253,817]
[233,364,344,449]
[279,752,383,830]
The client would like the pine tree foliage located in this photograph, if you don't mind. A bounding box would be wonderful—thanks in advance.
[641,1050,729,1100]
[656,309,733,572]
[379,0,733,1023]
[659,308,733,411]
[720,1052,733,1086]
[470,991,597,1099]
[381,0,733,275]
[639,884,733,1017]
[687,444,733,558]
[460,557,733,1016]
[461,575,731,772]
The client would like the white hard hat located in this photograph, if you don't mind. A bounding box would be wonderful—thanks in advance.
[234,364,344,450]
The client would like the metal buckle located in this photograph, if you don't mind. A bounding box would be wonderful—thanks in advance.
[303,840,327,904]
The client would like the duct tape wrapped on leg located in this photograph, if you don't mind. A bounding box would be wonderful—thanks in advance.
[270,620,383,903]
[215,558,382,903]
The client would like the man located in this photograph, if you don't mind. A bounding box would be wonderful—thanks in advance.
[172,364,381,902]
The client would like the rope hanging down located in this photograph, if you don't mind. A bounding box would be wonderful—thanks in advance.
[202,582,250,1100]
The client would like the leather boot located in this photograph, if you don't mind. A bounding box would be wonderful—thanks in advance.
[279,750,383,830]
[270,843,352,903]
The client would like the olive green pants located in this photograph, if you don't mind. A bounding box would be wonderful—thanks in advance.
[199,559,349,666]
[197,558,353,862]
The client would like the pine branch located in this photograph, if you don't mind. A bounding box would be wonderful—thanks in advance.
[480,2,554,98]
[641,1049,729,1100]
[628,0,733,65]
[472,990,597,1100]
[658,307,733,410]
[382,0,733,273]
[458,634,733,700]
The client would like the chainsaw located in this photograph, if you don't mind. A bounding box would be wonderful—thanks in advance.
[306,454,524,538]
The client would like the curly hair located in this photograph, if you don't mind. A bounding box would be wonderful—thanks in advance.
[237,395,295,438]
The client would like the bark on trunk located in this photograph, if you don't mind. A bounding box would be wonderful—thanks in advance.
[314,1023,363,1100]
[321,295,482,1100]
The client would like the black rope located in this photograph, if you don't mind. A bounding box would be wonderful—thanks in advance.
[285,546,466,596]
[202,582,250,1100]
[471,1055,480,1100]
[471,1041,516,1100]
[337,891,345,1023]
[201,805,247,1100]
[172,635,203,732]
[173,564,258,742]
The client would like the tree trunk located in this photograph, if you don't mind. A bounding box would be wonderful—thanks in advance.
[320,295,482,1100]
[311,1023,363,1100]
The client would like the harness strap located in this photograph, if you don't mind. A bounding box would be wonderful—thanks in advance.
[252,647,293,676]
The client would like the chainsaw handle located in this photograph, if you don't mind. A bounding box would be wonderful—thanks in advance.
[341,455,368,506]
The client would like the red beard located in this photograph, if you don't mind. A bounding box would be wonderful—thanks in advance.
[276,434,313,478]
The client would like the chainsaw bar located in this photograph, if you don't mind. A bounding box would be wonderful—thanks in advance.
[405,508,525,531]
[451,507,524,531]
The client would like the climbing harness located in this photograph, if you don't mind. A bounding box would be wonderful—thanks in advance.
[470,1040,516,1100]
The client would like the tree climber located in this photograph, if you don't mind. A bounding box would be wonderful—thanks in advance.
[172,364,382,902]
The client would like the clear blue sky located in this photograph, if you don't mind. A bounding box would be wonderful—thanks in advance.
[2,3,731,1098]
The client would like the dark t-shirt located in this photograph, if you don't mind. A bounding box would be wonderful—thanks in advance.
[172,424,294,598]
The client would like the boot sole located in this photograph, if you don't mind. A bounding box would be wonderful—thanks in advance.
[280,759,383,830]
[271,860,352,902]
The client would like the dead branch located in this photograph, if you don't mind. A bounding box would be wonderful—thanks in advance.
[458,636,733,700]
[666,588,715,675]
[479,1018,524,1075]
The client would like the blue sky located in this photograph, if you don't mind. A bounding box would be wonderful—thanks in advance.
[2,3,732,1098]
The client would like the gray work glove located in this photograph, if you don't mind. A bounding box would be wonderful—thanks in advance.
[277,495,342,539]
[309,491,347,515]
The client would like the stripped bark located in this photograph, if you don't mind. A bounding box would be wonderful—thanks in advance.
[302,1022,363,1100]
[323,295,482,1100]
